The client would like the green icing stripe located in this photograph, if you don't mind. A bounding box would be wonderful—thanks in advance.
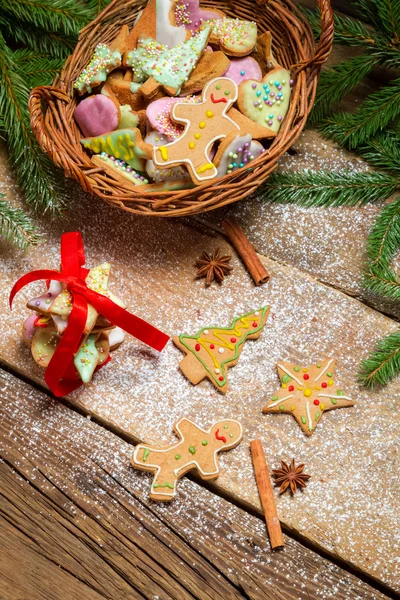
[301,416,307,424]
[142,448,150,462]
[178,307,269,387]
[153,483,174,489]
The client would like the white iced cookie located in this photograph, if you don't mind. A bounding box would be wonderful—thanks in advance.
[145,131,190,182]
[214,132,264,176]
[156,0,188,47]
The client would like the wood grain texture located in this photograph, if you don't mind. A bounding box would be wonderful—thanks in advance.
[0,369,391,600]
[0,169,399,590]
[0,37,399,590]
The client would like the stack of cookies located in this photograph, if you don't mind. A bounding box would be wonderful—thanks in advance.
[22,264,126,384]
[73,0,293,191]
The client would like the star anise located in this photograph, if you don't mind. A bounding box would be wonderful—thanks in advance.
[272,459,311,495]
[195,248,233,286]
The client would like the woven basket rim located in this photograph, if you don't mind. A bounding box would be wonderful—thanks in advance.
[29,0,334,217]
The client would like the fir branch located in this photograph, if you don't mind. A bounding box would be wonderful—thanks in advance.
[358,328,400,388]
[375,0,400,39]
[0,15,75,59]
[363,263,400,298]
[0,0,91,36]
[0,31,65,213]
[261,170,399,207]
[358,130,400,176]
[319,78,400,150]
[85,0,113,16]
[0,193,41,251]
[301,6,376,47]
[12,50,64,88]
[366,195,400,269]
[355,0,381,26]
[310,54,378,123]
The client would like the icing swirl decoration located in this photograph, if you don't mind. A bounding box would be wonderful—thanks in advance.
[262,359,355,436]
[173,307,269,393]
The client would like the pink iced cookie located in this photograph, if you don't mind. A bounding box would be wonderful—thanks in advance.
[74,95,119,137]
[224,57,262,85]
[22,313,38,344]
[146,95,199,141]
[175,0,223,32]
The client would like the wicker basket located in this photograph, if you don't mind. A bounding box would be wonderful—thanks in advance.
[29,0,333,217]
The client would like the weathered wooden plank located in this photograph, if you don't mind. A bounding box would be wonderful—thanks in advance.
[0,369,391,600]
[0,169,399,591]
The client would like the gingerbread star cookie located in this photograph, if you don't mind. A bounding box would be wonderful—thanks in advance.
[262,359,355,436]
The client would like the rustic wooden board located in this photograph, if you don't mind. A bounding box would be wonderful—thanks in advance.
[0,369,391,600]
[198,129,400,319]
[0,155,399,592]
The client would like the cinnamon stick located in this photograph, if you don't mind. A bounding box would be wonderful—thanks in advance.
[221,217,270,286]
[250,439,284,550]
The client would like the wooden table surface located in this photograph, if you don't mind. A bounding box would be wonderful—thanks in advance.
[1,10,399,598]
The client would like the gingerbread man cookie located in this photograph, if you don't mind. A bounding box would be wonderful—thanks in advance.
[262,359,355,436]
[153,77,240,184]
[173,306,269,393]
[132,417,243,501]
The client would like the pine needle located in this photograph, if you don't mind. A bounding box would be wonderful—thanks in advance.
[366,195,400,270]
[359,328,400,387]
[0,31,66,213]
[0,0,91,36]
[358,130,400,176]
[0,13,75,59]
[310,55,378,124]
[319,78,400,150]
[0,193,41,251]
[261,170,399,207]
[364,264,400,299]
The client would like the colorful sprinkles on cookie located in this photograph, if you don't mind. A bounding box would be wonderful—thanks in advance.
[262,359,355,435]
[173,306,269,393]
[96,152,149,185]
[238,68,293,132]
[209,17,257,56]
[74,44,121,94]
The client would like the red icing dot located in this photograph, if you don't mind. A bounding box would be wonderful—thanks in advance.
[210,344,215,349]
[303,374,309,380]
[230,337,236,343]
[321,382,327,388]
[288,385,294,392]
[195,343,201,351]
[219,376,224,381]
[314,399,320,405]
[252,322,258,328]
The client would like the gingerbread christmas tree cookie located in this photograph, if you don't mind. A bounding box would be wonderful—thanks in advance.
[132,417,243,501]
[173,306,269,393]
[262,359,355,436]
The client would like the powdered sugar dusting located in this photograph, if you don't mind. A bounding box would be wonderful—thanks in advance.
[0,370,390,599]
[0,137,399,590]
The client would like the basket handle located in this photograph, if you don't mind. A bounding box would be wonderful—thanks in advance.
[256,0,334,69]
[29,86,70,170]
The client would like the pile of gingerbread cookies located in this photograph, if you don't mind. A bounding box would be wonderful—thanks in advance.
[22,263,126,384]
[73,0,293,190]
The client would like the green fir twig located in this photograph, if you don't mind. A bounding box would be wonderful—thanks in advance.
[359,328,400,388]
[262,170,399,207]
[319,78,400,150]
[0,193,41,251]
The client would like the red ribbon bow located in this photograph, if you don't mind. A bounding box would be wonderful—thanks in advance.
[10,232,170,397]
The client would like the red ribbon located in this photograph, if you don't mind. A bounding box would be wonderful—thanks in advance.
[10,232,170,397]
